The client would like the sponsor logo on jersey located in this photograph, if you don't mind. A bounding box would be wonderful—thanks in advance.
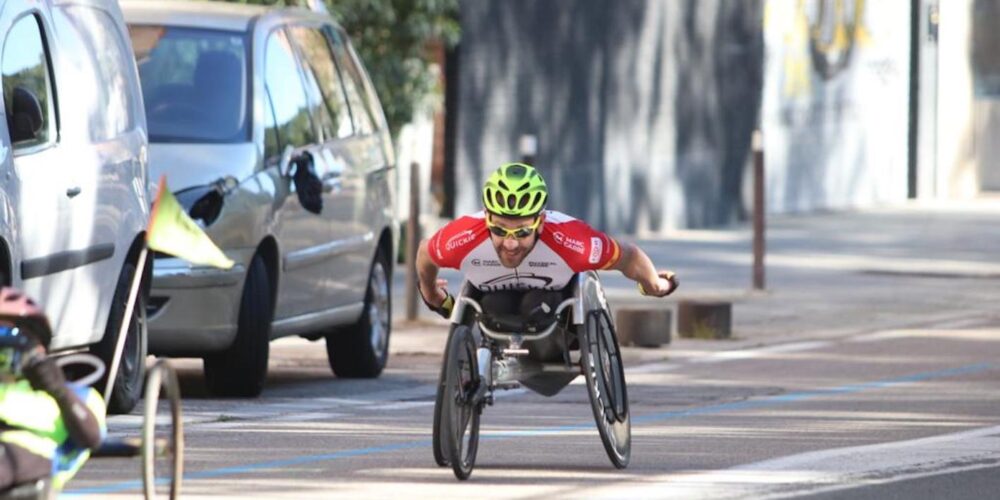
[479,273,554,291]
[552,231,585,254]
[446,229,476,251]
[471,258,501,267]
[589,237,603,264]
[528,261,556,268]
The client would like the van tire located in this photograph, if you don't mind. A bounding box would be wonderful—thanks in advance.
[203,254,272,397]
[92,261,147,414]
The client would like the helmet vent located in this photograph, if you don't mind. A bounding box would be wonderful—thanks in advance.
[517,193,530,209]
[495,191,505,208]
[506,194,516,209]
[531,192,543,211]
[517,182,530,192]
[498,180,509,190]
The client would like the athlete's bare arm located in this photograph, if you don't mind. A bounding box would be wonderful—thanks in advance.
[611,242,678,297]
[416,239,449,307]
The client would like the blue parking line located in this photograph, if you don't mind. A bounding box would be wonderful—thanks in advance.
[64,362,994,497]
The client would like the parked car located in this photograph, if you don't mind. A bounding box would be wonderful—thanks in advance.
[0,0,150,412]
[122,0,397,397]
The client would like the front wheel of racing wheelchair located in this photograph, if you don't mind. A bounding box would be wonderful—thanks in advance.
[431,271,631,479]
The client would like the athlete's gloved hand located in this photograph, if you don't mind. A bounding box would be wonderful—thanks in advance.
[23,354,67,394]
[638,270,678,297]
[419,278,455,319]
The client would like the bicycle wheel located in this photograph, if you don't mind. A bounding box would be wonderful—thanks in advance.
[142,360,184,500]
[580,308,631,468]
[440,325,480,480]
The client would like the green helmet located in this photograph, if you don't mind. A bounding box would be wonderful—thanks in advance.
[482,163,548,217]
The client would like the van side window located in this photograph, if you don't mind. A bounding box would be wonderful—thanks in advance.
[322,26,374,136]
[264,29,317,153]
[288,26,353,140]
[2,14,56,151]
[54,6,135,141]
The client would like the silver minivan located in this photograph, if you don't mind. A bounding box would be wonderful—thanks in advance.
[123,0,397,397]
[0,0,150,412]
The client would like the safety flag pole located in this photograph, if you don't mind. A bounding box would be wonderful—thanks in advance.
[103,246,147,402]
[103,176,234,404]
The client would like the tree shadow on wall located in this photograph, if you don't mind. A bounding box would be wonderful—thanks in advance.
[673,0,763,229]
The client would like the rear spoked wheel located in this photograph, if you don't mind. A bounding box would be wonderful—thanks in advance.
[440,325,480,480]
[142,360,184,499]
[581,308,631,468]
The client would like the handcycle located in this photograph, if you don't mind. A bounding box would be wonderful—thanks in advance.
[0,350,183,500]
[432,271,630,480]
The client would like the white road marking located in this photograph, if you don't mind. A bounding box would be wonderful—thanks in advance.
[582,424,1000,500]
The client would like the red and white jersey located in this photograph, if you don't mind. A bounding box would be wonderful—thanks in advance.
[427,210,621,292]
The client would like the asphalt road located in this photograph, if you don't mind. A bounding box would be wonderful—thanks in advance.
[67,324,1000,499]
[66,201,1000,498]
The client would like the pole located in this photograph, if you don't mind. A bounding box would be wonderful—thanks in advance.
[405,162,421,321]
[752,129,765,290]
[104,246,148,403]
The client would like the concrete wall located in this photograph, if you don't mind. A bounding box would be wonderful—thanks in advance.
[761,0,912,213]
[453,0,995,230]
[454,0,763,232]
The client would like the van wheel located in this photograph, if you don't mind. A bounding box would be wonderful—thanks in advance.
[92,261,148,414]
[326,250,391,377]
[204,254,272,397]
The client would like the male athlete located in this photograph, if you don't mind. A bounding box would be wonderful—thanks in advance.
[416,163,677,324]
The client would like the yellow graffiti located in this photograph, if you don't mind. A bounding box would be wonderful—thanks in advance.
[776,0,871,98]
[811,0,871,54]
[783,0,812,97]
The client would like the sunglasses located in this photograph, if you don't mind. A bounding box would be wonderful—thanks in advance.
[485,214,541,239]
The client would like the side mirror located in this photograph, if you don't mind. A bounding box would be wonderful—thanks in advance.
[7,86,44,143]
[291,151,323,215]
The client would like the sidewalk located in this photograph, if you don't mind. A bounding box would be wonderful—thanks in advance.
[390,197,1000,358]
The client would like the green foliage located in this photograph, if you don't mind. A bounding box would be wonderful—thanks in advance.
[220,0,459,138]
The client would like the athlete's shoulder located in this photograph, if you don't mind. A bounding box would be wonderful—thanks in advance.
[428,211,488,268]
[539,211,620,271]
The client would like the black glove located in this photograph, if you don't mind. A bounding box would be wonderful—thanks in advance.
[420,289,455,320]
[23,355,66,394]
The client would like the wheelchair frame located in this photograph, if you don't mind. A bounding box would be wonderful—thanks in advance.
[433,271,631,479]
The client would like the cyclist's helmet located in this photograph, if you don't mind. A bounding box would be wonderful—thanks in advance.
[0,288,49,379]
[482,163,548,217]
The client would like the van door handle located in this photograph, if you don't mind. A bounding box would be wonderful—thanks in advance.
[66,186,82,198]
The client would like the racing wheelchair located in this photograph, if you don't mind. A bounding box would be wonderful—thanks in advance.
[0,351,183,500]
[432,271,630,480]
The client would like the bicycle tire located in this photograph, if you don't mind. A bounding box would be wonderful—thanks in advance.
[431,327,451,467]
[440,325,480,480]
[580,308,631,468]
[142,360,184,500]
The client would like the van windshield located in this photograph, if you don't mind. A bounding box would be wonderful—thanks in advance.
[128,25,249,143]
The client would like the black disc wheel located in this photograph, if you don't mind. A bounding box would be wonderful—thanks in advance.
[204,254,273,397]
[580,308,631,468]
[327,250,391,377]
[440,325,480,480]
[142,360,184,500]
[431,326,454,467]
[92,260,148,414]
